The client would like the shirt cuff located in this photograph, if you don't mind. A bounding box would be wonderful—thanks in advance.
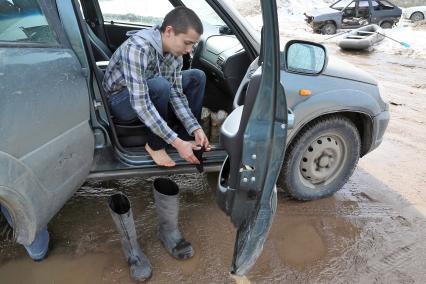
[188,124,201,136]
[164,131,178,145]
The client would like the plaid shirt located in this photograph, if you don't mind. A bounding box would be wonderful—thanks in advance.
[102,31,200,144]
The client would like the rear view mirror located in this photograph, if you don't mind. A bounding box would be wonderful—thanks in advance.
[284,40,327,75]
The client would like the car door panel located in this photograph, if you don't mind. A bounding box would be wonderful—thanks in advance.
[216,0,287,276]
[0,1,94,245]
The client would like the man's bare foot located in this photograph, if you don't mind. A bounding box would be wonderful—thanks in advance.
[145,144,176,167]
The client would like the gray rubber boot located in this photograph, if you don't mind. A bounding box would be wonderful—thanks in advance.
[153,178,194,260]
[108,193,152,281]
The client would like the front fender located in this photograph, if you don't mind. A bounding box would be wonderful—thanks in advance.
[314,14,342,29]
[286,89,381,144]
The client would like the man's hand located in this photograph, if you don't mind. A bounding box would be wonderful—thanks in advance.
[171,138,200,164]
[193,128,211,150]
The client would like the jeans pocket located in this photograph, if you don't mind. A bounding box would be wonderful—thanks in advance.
[109,91,129,107]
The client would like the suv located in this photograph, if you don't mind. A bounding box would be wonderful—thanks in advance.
[0,0,389,275]
[305,0,402,34]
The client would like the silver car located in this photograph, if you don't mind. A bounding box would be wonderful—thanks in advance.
[402,6,426,22]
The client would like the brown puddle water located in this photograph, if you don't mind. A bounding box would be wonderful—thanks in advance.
[2,169,426,283]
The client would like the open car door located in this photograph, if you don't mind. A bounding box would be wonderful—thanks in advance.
[216,0,287,276]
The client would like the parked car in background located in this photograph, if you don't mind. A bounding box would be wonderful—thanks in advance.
[403,6,426,22]
[305,0,402,34]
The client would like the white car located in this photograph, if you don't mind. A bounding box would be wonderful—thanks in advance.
[403,6,426,22]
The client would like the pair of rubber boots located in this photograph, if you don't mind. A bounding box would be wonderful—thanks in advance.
[108,178,193,281]
[0,205,49,261]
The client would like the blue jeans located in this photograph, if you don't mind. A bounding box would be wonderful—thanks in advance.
[108,69,206,150]
[1,205,49,261]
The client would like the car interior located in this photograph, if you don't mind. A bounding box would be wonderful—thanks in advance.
[340,1,372,27]
[333,0,397,28]
[76,0,257,156]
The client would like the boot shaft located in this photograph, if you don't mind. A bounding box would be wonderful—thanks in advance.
[153,178,180,232]
[107,193,152,281]
[108,193,138,245]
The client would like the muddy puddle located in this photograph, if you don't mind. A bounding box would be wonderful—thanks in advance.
[2,167,426,283]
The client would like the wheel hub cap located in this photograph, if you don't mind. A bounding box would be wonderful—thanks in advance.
[300,135,345,185]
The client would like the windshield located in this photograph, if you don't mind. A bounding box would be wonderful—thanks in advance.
[180,0,225,26]
[227,0,261,40]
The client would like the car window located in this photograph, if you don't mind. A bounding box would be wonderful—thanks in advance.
[0,0,56,43]
[180,0,225,27]
[359,0,369,7]
[375,0,394,10]
[331,0,354,10]
[342,0,377,9]
[98,0,174,26]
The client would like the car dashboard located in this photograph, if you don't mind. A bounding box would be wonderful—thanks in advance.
[192,33,251,112]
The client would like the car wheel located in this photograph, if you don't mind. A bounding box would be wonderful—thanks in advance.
[0,210,14,241]
[278,116,360,200]
[410,12,425,22]
[321,23,337,35]
[380,21,393,29]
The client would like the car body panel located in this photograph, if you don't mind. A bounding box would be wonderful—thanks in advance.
[281,55,388,155]
[307,7,343,29]
[0,1,94,245]
[322,56,378,85]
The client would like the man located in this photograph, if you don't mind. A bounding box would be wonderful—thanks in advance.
[103,6,209,167]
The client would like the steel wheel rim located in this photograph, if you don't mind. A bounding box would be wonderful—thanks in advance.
[381,22,392,29]
[324,25,335,34]
[412,12,424,22]
[298,133,348,189]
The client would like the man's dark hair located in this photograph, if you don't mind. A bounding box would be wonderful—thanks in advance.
[160,6,203,35]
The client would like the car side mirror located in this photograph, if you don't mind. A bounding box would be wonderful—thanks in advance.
[284,40,327,75]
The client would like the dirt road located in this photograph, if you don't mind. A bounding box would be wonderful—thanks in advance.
[1,43,426,284]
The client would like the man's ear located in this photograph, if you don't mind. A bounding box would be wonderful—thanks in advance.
[164,25,175,37]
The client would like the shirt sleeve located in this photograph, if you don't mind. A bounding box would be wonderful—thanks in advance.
[169,60,201,136]
[121,43,177,144]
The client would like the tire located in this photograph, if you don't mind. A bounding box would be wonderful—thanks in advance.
[380,21,393,29]
[410,12,425,22]
[278,116,360,200]
[0,211,14,242]
[321,23,337,35]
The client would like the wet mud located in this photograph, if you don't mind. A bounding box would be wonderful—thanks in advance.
[2,41,426,284]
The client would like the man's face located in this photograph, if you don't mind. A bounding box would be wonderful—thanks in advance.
[163,26,200,57]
